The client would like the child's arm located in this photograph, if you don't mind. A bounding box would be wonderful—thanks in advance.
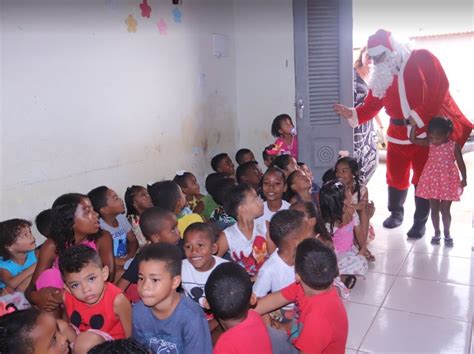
[216,232,229,257]
[116,277,131,292]
[0,263,36,292]
[25,239,63,311]
[254,291,291,315]
[114,293,132,337]
[125,230,139,259]
[454,143,467,187]
[408,118,429,146]
[96,230,116,282]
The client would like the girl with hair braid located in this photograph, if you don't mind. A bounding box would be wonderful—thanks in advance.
[335,157,375,262]
[25,193,114,313]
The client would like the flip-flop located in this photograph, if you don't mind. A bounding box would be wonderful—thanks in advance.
[365,250,376,262]
[341,275,357,289]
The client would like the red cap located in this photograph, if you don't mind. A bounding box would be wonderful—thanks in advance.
[367,29,392,57]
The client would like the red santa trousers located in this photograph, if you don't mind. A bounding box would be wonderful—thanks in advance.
[386,142,429,190]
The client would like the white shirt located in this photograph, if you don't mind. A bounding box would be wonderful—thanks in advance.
[257,201,291,225]
[181,256,228,308]
[253,251,295,297]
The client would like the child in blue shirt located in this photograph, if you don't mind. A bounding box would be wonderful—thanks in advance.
[0,219,37,293]
[132,243,212,354]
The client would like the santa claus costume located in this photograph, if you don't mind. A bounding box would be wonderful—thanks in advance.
[340,29,472,238]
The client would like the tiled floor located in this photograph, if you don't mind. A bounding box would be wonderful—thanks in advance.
[344,153,474,354]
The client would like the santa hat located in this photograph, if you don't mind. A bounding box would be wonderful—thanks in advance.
[367,29,393,57]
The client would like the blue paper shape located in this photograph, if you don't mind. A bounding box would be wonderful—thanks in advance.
[172,7,182,23]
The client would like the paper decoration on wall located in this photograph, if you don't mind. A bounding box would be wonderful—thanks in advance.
[157,18,168,35]
[172,7,182,23]
[125,14,138,32]
[139,0,152,18]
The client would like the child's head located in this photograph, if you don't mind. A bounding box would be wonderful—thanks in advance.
[173,172,201,198]
[211,153,235,176]
[137,243,182,307]
[287,169,312,195]
[236,161,263,189]
[124,185,153,217]
[271,114,294,137]
[295,238,338,291]
[235,148,256,165]
[224,183,264,220]
[205,172,227,196]
[261,167,287,203]
[183,222,218,272]
[0,219,35,260]
[318,180,346,230]
[269,209,310,250]
[290,201,332,245]
[0,308,68,354]
[427,116,453,145]
[205,262,254,321]
[35,209,52,239]
[88,338,149,354]
[88,186,125,218]
[209,178,237,207]
[139,207,180,245]
[322,168,336,184]
[298,162,314,182]
[50,193,100,254]
[147,180,186,215]
[262,144,277,168]
[59,244,108,305]
[272,154,298,176]
[335,157,362,201]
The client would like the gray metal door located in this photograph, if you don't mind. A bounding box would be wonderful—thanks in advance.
[293,0,353,183]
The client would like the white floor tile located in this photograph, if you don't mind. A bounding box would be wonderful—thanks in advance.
[368,228,415,251]
[344,302,379,350]
[399,252,474,286]
[360,308,471,354]
[367,248,408,275]
[344,349,357,353]
[347,272,396,306]
[383,277,474,322]
[412,235,474,259]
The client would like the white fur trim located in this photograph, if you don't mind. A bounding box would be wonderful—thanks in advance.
[397,57,411,119]
[388,132,427,145]
[346,108,359,128]
[367,45,387,57]
[410,110,424,128]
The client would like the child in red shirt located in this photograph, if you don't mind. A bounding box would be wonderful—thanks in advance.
[255,238,348,354]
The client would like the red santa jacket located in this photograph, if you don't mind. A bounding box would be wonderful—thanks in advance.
[355,49,472,146]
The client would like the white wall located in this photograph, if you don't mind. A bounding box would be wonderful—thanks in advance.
[1,0,238,223]
[233,0,295,165]
[0,0,297,233]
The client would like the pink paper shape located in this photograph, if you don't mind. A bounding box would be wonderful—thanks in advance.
[157,18,168,35]
[139,0,152,18]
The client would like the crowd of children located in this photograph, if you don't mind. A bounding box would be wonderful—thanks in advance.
[0,112,466,354]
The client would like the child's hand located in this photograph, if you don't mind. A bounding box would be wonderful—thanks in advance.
[193,200,205,215]
[37,288,63,311]
[461,179,467,187]
[407,117,417,126]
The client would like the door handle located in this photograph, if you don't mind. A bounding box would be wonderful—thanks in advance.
[295,99,304,119]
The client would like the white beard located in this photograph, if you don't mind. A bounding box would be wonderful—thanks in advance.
[368,53,399,99]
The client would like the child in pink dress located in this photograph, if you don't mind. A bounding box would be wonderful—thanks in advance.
[271,114,298,159]
[409,116,467,246]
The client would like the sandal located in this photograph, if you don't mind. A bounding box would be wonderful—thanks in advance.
[431,235,441,245]
[341,275,357,289]
[364,250,376,262]
[444,237,454,247]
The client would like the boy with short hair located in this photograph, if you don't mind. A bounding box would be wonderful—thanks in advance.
[210,153,235,177]
[88,186,138,272]
[132,243,212,354]
[235,148,256,165]
[117,207,184,294]
[236,161,263,193]
[216,183,274,277]
[181,222,227,307]
[255,238,348,354]
[253,209,310,328]
[59,244,132,354]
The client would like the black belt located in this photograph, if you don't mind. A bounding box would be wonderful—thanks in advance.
[390,118,410,126]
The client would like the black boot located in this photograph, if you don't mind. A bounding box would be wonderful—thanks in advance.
[383,187,408,229]
[407,194,430,239]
